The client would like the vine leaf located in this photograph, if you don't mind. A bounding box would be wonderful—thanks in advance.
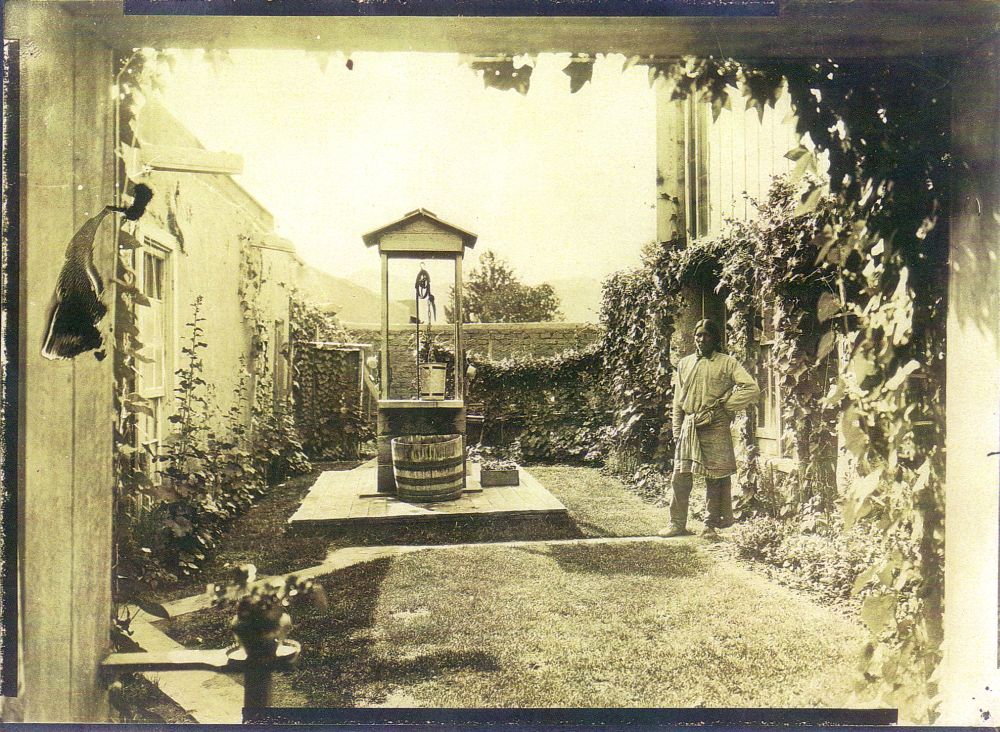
[785,145,810,161]
[840,405,869,458]
[860,593,897,635]
[794,185,823,216]
[816,329,836,361]
[852,564,877,595]
[469,58,533,95]
[885,359,920,391]
[563,57,595,94]
[817,291,840,323]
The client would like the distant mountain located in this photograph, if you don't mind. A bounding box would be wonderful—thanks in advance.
[294,263,410,325]
[319,266,604,325]
[348,265,456,324]
[546,277,604,323]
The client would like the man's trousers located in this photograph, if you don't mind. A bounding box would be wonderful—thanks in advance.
[669,472,734,530]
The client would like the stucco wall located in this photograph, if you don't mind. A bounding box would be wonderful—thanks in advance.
[343,321,602,400]
[135,100,296,431]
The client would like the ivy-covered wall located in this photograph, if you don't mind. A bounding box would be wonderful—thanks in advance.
[344,321,601,400]
[292,344,372,459]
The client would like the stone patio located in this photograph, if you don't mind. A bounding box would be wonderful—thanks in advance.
[288,460,567,530]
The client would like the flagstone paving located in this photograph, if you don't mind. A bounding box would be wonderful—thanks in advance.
[288,460,567,529]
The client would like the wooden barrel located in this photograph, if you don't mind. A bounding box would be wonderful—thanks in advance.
[391,434,464,502]
[418,362,447,400]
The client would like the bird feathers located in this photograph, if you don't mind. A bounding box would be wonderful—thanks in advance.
[42,208,113,360]
[42,184,154,361]
[109,183,154,221]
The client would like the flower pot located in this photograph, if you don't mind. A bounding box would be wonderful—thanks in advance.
[230,610,292,660]
[418,362,447,400]
[480,467,519,487]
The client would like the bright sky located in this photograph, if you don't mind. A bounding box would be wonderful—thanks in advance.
[160,50,656,287]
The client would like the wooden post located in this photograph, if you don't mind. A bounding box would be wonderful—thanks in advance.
[454,254,466,490]
[380,252,389,400]
[243,666,273,709]
[454,254,464,399]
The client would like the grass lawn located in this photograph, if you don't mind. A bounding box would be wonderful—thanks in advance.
[157,464,687,602]
[161,538,866,708]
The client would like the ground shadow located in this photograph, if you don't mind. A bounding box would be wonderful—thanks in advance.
[282,556,501,707]
[159,556,500,708]
[317,512,587,549]
[545,541,707,578]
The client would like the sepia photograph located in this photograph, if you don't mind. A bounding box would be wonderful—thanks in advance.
[1,0,998,725]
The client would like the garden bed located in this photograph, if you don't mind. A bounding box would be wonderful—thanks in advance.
[156,462,362,602]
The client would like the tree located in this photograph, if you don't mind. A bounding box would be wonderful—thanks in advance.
[448,250,563,323]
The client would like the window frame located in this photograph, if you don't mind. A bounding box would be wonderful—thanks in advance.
[134,223,178,488]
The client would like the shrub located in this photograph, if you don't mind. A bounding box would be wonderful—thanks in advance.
[116,298,313,592]
[731,512,889,605]
[730,516,792,564]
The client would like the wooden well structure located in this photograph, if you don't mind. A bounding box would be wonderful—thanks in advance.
[362,209,478,493]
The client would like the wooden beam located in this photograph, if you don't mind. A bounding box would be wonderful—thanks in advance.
[454,254,464,401]
[139,143,243,175]
[51,1,1000,58]
[380,252,389,401]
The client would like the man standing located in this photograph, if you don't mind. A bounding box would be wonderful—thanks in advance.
[659,319,760,540]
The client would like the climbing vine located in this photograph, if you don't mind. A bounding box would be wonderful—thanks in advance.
[469,345,610,463]
[471,51,949,719]
[631,56,948,720]
[111,48,179,628]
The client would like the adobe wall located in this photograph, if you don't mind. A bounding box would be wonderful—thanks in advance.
[135,102,296,430]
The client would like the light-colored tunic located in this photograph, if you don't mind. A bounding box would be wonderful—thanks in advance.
[672,350,760,478]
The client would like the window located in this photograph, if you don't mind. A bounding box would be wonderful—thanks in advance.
[136,242,172,488]
[754,305,783,458]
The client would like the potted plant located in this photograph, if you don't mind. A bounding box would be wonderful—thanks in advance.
[208,564,327,660]
[476,441,522,487]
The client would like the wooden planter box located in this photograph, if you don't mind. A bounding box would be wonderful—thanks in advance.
[480,467,519,487]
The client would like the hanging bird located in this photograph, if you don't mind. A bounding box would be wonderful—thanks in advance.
[41,184,154,360]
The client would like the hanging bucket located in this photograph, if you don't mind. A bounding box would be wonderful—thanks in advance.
[391,434,464,502]
[418,362,447,400]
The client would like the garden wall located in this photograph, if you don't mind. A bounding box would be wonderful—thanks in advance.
[342,321,602,400]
